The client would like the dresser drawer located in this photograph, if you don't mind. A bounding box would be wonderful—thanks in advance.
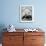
[3,32,23,36]
[32,44,44,46]
[32,36,45,44]
[24,32,44,36]
[3,42,23,46]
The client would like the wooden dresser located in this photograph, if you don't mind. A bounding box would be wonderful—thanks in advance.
[2,29,45,46]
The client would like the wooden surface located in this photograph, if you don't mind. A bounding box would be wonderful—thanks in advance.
[2,29,45,46]
[24,32,45,46]
[3,32,24,46]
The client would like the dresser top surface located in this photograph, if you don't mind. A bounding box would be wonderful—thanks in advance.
[3,29,45,33]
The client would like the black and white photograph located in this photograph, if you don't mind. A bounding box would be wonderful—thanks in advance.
[20,5,34,22]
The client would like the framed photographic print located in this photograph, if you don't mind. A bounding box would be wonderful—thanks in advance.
[20,5,34,22]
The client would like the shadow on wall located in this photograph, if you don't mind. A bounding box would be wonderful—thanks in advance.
[0,24,7,43]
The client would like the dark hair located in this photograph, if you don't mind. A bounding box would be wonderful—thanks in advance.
[22,14,32,20]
